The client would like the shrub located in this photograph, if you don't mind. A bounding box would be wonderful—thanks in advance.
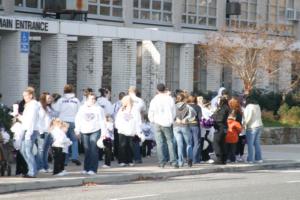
[277,104,300,127]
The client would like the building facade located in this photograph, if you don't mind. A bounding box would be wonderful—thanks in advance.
[0,0,299,105]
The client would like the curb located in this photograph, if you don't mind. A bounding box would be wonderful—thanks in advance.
[1,161,300,194]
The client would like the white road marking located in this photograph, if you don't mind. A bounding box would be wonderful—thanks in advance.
[287,181,300,183]
[109,194,159,200]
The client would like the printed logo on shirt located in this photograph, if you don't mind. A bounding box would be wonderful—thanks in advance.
[62,99,78,104]
[84,113,96,121]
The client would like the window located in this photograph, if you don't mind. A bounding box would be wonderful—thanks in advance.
[15,0,43,9]
[227,0,257,28]
[266,0,294,35]
[182,0,217,28]
[88,0,123,18]
[133,0,172,23]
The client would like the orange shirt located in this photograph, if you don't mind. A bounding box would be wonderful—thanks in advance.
[226,119,242,144]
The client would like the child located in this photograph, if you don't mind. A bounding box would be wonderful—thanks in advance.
[141,115,154,158]
[101,115,114,168]
[225,112,242,163]
[49,119,72,176]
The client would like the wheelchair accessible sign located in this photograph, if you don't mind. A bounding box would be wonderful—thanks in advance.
[20,31,29,53]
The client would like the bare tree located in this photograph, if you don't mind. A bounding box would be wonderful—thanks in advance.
[205,24,297,94]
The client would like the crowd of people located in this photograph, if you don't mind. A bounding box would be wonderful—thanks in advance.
[0,83,264,178]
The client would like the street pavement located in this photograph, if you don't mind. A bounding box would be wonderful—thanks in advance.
[2,169,300,200]
[1,144,300,194]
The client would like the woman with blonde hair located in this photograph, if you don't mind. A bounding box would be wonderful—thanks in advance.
[115,95,144,167]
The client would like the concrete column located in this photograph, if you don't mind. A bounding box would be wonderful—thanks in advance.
[141,41,166,106]
[172,0,184,30]
[0,31,29,105]
[217,0,226,29]
[255,68,270,90]
[206,60,222,92]
[123,0,134,26]
[179,44,194,92]
[257,0,267,25]
[40,34,68,94]
[111,39,137,102]
[231,70,244,94]
[76,37,103,96]
[2,0,14,15]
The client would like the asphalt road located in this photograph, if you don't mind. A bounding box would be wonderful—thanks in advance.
[2,168,300,200]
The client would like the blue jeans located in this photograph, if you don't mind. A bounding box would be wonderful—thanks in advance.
[154,124,177,165]
[133,140,142,162]
[65,122,79,164]
[173,126,193,166]
[189,126,201,163]
[21,131,38,177]
[82,131,100,173]
[37,133,53,170]
[246,127,263,162]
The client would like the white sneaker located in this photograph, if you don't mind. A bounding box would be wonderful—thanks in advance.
[39,169,47,173]
[255,160,263,164]
[62,170,68,175]
[102,165,110,168]
[119,163,127,167]
[81,170,88,175]
[129,163,135,167]
[55,171,66,176]
[46,169,53,173]
[87,171,96,175]
[207,159,214,164]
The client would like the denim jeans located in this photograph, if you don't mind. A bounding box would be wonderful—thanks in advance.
[154,124,177,165]
[82,131,100,173]
[21,131,38,177]
[173,126,193,166]
[37,132,53,170]
[246,127,263,162]
[133,140,142,162]
[189,126,201,163]
[65,122,79,164]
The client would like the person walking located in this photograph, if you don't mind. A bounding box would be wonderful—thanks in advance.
[244,95,264,164]
[75,93,107,175]
[148,83,178,168]
[18,87,40,178]
[53,84,81,166]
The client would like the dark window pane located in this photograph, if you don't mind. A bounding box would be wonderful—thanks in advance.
[100,6,110,15]
[134,9,139,18]
[112,7,122,17]
[182,15,186,23]
[152,11,161,20]
[134,0,139,8]
[26,0,38,8]
[100,0,110,4]
[163,13,172,22]
[208,18,216,26]
[113,0,122,6]
[152,0,161,10]
[163,2,172,11]
[198,16,206,25]
[141,10,150,19]
[141,0,150,9]
[89,5,98,14]
[188,15,196,24]
[15,0,23,6]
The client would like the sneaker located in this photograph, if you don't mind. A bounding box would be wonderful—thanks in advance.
[255,160,263,164]
[129,163,135,167]
[81,170,88,175]
[158,163,166,168]
[207,159,215,164]
[62,170,68,175]
[46,168,53,173]
[246,161,254,164]
[71,159,81,166]
[55,172,66,176]
[39,169,47,173]
[119,163,127,167]
[172,163,179,169]
[87,171,96,175]
[102,165,110,168]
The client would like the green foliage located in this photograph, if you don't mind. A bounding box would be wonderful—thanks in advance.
[250,89,282,114]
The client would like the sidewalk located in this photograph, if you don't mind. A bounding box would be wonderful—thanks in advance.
[1,144,300,194]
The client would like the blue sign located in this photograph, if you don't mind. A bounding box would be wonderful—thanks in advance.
[20,32,29,53]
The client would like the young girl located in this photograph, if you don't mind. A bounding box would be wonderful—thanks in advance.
[141,114,155,158]
[49,119,72,176]
[101,115,114,168]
